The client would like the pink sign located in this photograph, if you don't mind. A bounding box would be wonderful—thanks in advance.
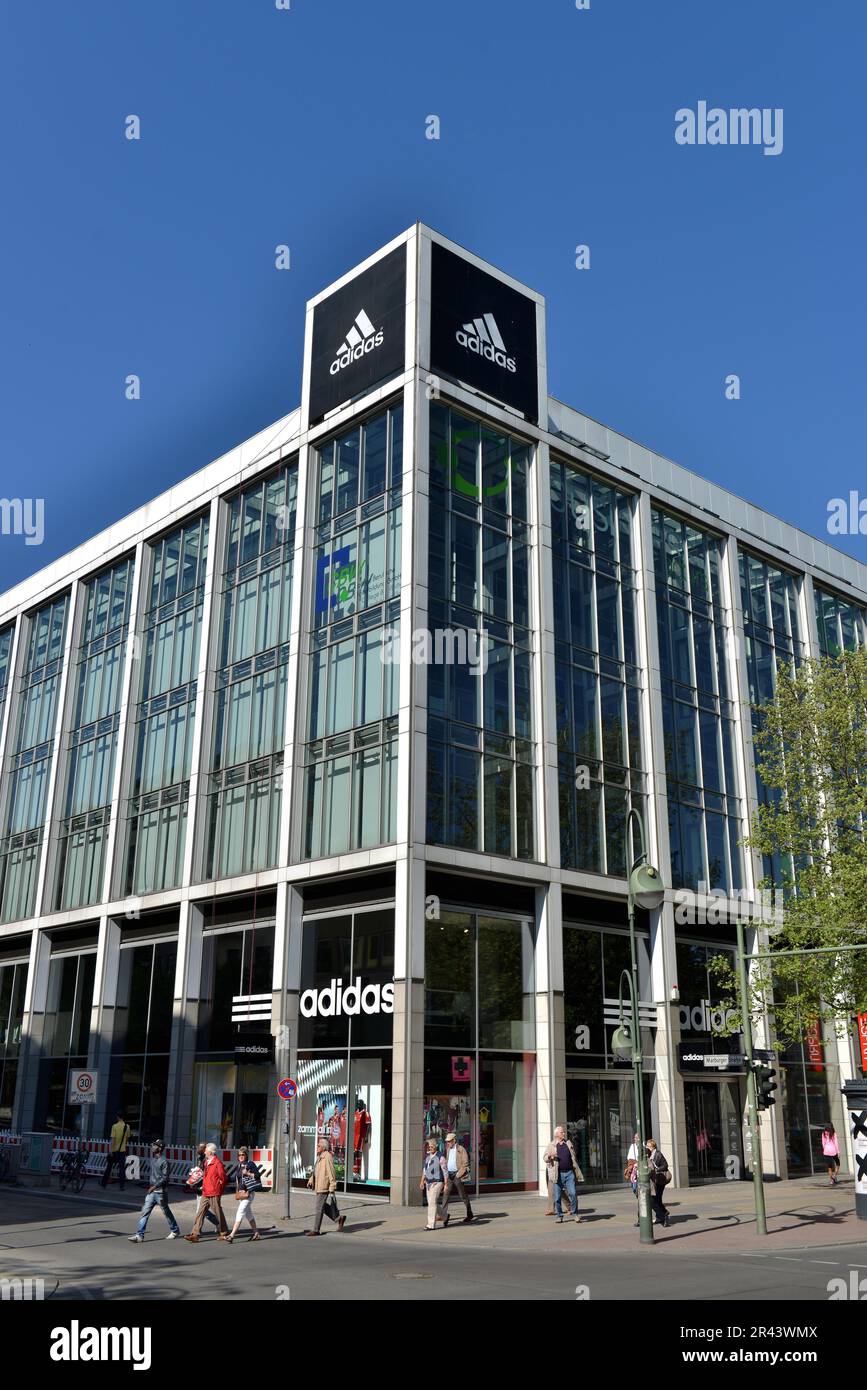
[451,1055,472,1082]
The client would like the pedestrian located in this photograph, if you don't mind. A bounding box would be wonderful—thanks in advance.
[442,1131,474,1223]
[420,1138,448,1230]
[624,1131,640,1226]
[821,1123,841,1185]
[128,1140,180,1243]
[543,1125,583,1224]
[227,1145,262,1243]
[645,1138,672,1227]
[100,1111,130,1191]
[306,1137,347,1236]
[187,1142,221,1231]
[184,1142,229,1242]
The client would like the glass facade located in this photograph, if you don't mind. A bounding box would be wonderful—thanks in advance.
[424,908,536,1189]
[550,460,644,875]
[0,595,69,922]
[304,406,403,858]
[203,464,298,879]
[739,550,805,889]
[107,939,176,1141]
[192,919,275,1148]
[814,585,867,656]
[54,558,135,910]
[0,956,26,1128]
[124,516,209,895]
[295,907,394,1192]
[0,625,13,735]
[35,948,96,1134]
[426,405,535,859]
[653,509,742,892]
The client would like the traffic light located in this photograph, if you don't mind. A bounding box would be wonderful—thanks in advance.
[753,1061,778,1111]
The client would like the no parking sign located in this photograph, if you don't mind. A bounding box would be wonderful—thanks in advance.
[277,1077,297,1101]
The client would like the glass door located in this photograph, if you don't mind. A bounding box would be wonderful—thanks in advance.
[684,1081,742,1182]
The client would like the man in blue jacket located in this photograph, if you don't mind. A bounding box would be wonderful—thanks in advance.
[128,1140,180,1243]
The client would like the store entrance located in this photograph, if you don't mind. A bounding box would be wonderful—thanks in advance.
[683,1079,743,1183]
[565,1075,653,1187]
[190,1060,270,1149]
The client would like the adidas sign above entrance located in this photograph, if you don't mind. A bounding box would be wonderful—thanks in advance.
[330,309,384,375]
[456,313,516,373]
[300,976,395,1018]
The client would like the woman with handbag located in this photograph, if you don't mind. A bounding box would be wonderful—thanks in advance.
[624,1132,640,1226]
[646,1138,672,1227]
[226,1145,262,1243]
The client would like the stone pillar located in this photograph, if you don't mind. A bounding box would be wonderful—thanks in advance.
[13,926,53,1132]
[165,899,205,1145]
[88,915,122,1138]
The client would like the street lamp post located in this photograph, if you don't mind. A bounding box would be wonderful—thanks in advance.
[624,806,666,1247]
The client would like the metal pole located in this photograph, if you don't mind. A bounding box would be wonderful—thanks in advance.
[283,1097,292,1221]
[628,889,654,1245]
[737,919,767,1237]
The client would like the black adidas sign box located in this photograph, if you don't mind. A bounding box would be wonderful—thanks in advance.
[309,245,407,423]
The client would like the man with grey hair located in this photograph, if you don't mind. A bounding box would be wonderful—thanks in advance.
[543,1125,582,1223]
[306,1136,347,1236]
[185,1142,228,1242]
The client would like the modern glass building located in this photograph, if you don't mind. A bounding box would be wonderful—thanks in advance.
[0,226,863,1199]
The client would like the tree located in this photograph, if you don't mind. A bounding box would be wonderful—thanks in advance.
[711,649,867,1046]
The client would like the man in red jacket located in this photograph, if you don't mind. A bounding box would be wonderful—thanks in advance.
[185,1143,229,1242]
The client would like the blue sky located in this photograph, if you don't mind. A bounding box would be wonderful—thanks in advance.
[1,0,865,591]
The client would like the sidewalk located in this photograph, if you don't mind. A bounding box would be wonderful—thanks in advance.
[11,1173,865,1255]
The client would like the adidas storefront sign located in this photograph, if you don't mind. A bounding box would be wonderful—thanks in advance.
[455,313,516,373]
[678,997,739,1033]
[300,977,395,1018]
[330,309,384,376]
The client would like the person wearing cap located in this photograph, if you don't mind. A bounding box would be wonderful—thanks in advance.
[128,1140,180,1243]
[441,1132,474,1223]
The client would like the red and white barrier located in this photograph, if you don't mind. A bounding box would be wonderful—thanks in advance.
[47,1137,274,1188]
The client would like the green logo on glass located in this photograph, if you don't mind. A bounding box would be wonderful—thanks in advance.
[439,429,510,500]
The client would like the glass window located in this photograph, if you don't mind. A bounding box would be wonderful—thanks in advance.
[426,405,536,860]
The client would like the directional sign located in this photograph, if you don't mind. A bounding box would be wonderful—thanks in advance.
[277,1077,297,1101]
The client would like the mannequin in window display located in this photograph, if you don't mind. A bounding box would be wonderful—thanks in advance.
[353,1096,371,1179]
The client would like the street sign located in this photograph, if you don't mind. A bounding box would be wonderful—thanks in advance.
[451,1056,472,1082]
[68,1069,98,1105]
[277,1077,297,1101]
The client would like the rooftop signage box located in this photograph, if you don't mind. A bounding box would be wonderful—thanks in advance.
[308,244,407,423]
[429,241,539,424]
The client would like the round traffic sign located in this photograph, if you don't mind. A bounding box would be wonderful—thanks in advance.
[75,1072,94,1094]
[277,1077,297,1101]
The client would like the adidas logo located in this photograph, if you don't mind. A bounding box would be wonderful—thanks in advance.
[455,313,516,373]
[329,309,384,375]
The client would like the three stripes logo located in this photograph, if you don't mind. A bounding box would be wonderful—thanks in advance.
[329,308,384,376]
[455,313,516,374]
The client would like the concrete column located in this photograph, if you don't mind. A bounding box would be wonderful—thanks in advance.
[270,880,302,1190]
[87,914,121,1138]
[650,900,686,1184]
[13,926,53,1131]
[165,899,206,1144]
[536,881,564,1193]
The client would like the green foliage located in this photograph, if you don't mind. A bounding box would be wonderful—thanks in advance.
[738,649,867,1044]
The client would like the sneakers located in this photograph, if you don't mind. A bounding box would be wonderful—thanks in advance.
[128,1234,143,1242]
[166,1231,179,1240]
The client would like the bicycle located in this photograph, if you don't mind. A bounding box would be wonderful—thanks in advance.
[57,1149,87,1193]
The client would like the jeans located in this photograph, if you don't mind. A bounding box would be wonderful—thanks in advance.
[136,1189,179,1237]
[553,1169,577,1218]
[101,1151,127,1189]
